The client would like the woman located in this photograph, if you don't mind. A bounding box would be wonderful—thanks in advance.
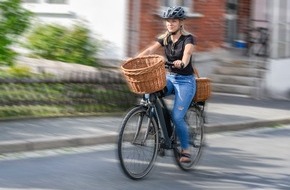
[137,6,196,163]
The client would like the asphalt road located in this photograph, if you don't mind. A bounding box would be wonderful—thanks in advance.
[0,125,289,190]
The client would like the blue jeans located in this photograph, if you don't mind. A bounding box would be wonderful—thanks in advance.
[165,73,196,149]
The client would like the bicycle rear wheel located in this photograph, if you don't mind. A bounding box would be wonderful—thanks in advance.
[117,106,159,180]
[173,105,205,170]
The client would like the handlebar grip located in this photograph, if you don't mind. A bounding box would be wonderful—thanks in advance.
[165,61,184,69]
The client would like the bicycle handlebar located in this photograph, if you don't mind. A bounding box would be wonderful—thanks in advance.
[165,61,184,69]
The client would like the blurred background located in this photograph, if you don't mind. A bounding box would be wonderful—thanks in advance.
[0,0,289,119]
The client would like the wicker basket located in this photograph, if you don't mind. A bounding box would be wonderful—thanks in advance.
[193,68,212,102]
[121,55,166,94]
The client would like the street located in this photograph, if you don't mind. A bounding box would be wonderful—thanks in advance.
[0,125,289,190]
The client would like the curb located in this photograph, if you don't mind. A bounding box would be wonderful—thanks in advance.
[205,117,290,133]
[1,118,290,154]
[0,134,118,154]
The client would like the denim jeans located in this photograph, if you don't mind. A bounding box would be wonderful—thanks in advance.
[165,73,196,149]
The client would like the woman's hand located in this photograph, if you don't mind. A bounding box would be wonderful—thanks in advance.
[173,60,184,69]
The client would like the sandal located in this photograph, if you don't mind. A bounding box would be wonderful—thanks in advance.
[180,152,191,163]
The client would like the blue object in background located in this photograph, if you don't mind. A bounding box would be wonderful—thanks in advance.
[234,40,247,48]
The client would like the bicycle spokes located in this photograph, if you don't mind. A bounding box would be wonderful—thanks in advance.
[118,106,159,180]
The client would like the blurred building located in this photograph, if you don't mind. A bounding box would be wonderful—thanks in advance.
[21,0,290,100]
[261,0,290,100]
[127,0,252,55]
[248,0,290,100]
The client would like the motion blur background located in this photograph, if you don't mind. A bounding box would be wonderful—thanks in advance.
[0,0,289,119]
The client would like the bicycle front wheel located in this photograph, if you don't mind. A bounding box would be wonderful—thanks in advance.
[174,105,205,171]
[117,106,159,180]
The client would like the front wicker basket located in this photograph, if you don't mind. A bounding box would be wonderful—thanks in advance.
[121,55,166,94]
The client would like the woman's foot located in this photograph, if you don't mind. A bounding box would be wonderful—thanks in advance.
[180,151,191,163]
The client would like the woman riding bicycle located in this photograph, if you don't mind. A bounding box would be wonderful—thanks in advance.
[137,6,196,163]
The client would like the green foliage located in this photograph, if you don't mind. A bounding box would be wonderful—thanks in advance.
[0,65,55,79]
[0,0,32,66]
[0,105,64,118]
[0,81,135,119]
[6,65,33,78]
[25,24,100,66]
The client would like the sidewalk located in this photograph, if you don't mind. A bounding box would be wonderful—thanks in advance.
[0,94,290,154]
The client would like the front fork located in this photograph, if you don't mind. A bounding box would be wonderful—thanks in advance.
[132,105,155,146]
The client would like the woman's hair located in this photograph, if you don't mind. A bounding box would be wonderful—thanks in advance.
[158,24,192,45]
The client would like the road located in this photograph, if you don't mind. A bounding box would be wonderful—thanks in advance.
[0,125,289,190]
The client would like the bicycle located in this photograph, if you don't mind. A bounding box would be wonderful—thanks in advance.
[117,62,205,180]
[245,26,269,57]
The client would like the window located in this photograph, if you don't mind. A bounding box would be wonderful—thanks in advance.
[160,0,192,13]
[162,0,191,7]
[159,0,202,18]
[46,0,67,4]
[22,0,39,3]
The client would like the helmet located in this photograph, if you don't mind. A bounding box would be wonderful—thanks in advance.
[163,6,186,19]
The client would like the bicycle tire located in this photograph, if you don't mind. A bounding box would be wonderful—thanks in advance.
[173,105,205,171]
[117,106,159,180]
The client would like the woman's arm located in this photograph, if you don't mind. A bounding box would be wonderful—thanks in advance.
[137,42,162,57]
[182,43,195,66]
[173,43,195,68]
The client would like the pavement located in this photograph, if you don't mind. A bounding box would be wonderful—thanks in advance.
[0,94,290,154]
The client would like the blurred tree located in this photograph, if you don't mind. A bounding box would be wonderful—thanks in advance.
[0,0,32,66]
[25,24,100,67]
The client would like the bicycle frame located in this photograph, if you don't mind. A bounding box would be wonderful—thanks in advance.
[142,92,175,149]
